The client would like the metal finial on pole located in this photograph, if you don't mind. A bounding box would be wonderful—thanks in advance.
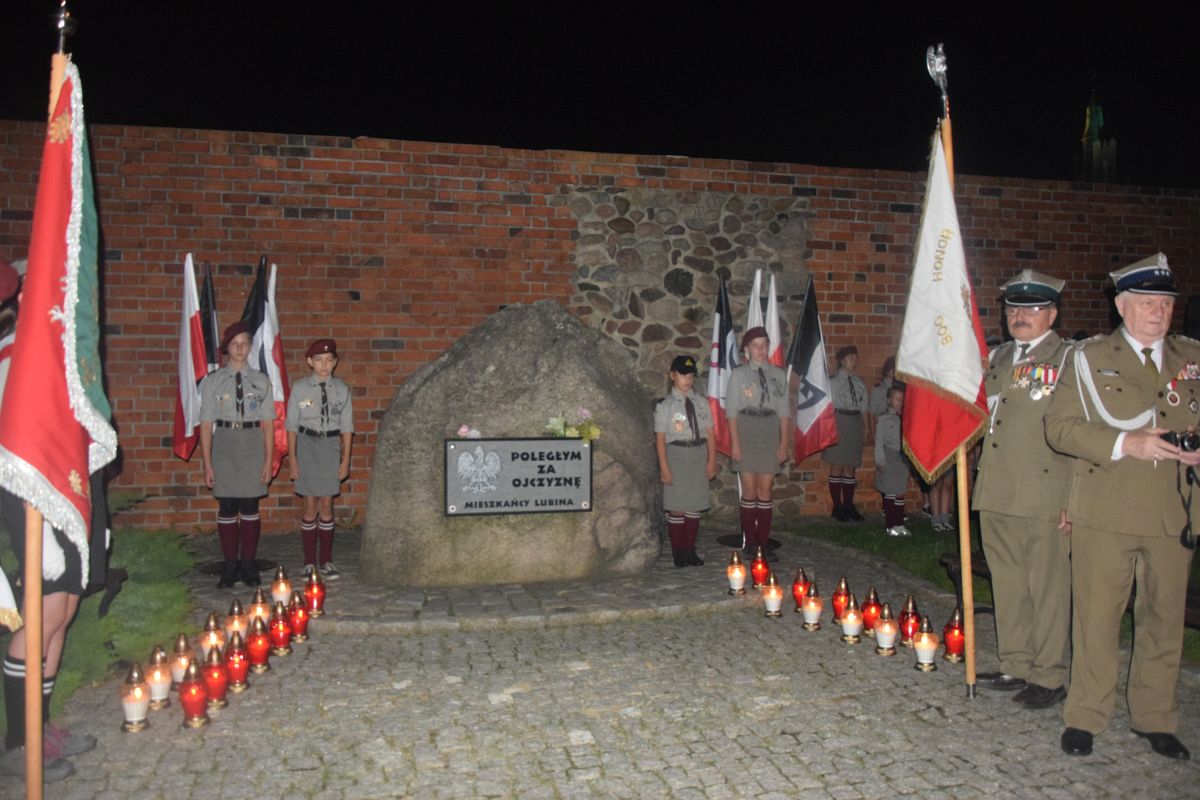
[925,43,949,118]
[47,1,76,119]
[52,0,76,54]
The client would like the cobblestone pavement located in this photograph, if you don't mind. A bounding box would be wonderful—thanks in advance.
[6,522,1198,799]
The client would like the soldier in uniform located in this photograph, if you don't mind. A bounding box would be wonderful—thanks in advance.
[972,270,1074,709]
[823,345,869,521]
[1045,253,1197,760]
[199,321,275,588]
[286,338,354,580]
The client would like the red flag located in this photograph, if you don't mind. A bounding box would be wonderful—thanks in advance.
[240,257,290,476]
[171,254,207,460]
[765,272,784,367]
[707,276,738,456]
[786,275,838,462]
[896,127,988,481]
[0,63,116,579]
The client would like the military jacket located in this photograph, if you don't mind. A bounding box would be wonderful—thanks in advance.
[199,365,274,423]
[973,333,1074,522]
[654,388,714,444]
[285,376,354,434]
[1044,328,1200,537]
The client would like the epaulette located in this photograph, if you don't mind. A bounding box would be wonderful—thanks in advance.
[1170,333,1200,346]
[1068,334,1105,352]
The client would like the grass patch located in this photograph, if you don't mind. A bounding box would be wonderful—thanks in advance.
[790,514,1199,665]
[0,516,193,733]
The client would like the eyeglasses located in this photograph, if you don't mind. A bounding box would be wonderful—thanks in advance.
[1004,305,1051,316]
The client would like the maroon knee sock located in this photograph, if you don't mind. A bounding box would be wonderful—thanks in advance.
[238,513,261,562]
[882,495,902,527]
[300,518,317,565]
[844,479,857,508]
[756,501,773,544]
[828,478,841,509]
[739,500,757,547]
[217,515,239,561]
[666,513,686,552]
[682,513,700,550]
[317,518,335,564]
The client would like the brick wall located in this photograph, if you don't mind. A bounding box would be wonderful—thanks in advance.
[1,120,1197,530]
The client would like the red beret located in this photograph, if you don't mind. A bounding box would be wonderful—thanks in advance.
[741,326,768,351]
[221,320,250,353]
[835,345,858,362]
[305,339,337,358]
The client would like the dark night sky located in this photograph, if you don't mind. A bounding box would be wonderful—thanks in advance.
[2,4,1198,188]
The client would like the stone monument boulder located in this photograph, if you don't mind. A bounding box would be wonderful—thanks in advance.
[362,301,660,587]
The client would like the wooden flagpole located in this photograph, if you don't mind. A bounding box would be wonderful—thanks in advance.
[929,44,978,699]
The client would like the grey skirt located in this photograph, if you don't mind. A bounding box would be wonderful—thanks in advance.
[875,445,909,495]
[663,442,710,512]
[734,411,782,475]
[295,432,342,497]
[822,411,864,467]
[212,425,268,498]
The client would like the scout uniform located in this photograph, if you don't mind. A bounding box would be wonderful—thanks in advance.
[873,401,909,536]
[1045,254,1197,760]
[972,270,1073,706]
[653,355,714,567]
[726,328,788,555]
[823,346,869,520]
[199,321,275,587]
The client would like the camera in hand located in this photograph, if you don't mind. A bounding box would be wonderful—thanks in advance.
[1160,430,1200,452]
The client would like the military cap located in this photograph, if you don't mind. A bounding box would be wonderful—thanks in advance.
[1001,269,1065,306]
[306,338,337,358]
[1110,252,1177,296]
[670,355,698,375]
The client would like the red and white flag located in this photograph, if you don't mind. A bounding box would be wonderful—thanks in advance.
[707,276,739,456]
[240,257,290,476]
[0,62,116,581]
[171,254,207,460]
[786,275,838,462]
[896,127,988,481]
[765,272,784,367]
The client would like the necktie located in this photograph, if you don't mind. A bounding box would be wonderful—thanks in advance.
[235,372,244,418]
[848,373,858,404]
[684,396,699,442]
[1143,347,1159,384]
[320,382,329,428]
[1017,343,1030,363]
[758,368,769,406]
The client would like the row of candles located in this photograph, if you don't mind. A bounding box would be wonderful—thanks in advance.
[726,548,966,671]
[119,565,328,731]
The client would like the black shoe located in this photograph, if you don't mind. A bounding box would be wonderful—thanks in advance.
[217,561,239,589]
[1015,684,1067,709]
[240,560,261,586]
[1132,730,1191,761]
[832,507,849,522]
[1061,727,1093,756]
[672,550,687,568]
[976,672,1027,691]
[845,506,864,522]
[685,550,704,567]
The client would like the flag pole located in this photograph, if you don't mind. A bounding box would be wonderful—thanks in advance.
[927,43,978,699]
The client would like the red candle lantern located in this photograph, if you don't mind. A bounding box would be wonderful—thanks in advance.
[202,647,229,710]
[831,577,850,624]
[224,631,250,692]
[246,616,271,674]
[942,607,965,663]
[178,661,209,728]
[288,590,310,642]
[898,595,920,648]
[860,587,882,638]
[247,588,272,627]
[269,601,293,656]
[750,546,769,589]
[790,568,810,612]
[304,567,326,617]
[224,598,248,641]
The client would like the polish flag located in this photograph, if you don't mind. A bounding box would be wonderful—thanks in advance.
[765,272,784,367]
[896,127,988,481]
[171,254,207,460]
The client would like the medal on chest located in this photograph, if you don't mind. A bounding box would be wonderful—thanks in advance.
[1011,362,1059,400]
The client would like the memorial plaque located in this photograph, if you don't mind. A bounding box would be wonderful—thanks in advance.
[444,438,593,516]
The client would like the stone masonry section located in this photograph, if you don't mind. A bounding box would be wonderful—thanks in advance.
[1,120,1198,530]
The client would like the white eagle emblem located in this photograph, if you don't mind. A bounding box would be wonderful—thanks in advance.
[457,446,501,494]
